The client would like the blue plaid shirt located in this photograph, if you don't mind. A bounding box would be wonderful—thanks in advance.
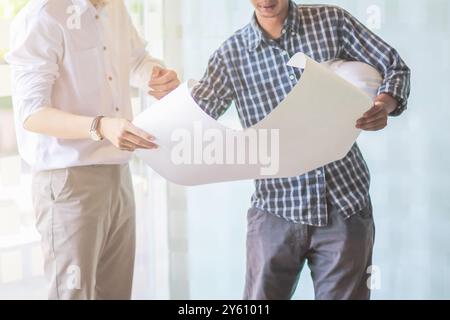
[192,2,411,226]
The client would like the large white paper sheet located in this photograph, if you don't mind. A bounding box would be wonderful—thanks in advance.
[133,53,378,186]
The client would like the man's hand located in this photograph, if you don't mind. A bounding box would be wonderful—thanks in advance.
[100,118,158,152]
[356,93,398,131]
[148,66,180,100]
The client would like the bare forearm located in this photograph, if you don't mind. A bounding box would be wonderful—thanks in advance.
[24,107,158,151]
[24,107,93,140]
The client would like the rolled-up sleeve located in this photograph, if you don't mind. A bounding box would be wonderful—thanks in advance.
[6,11,63,125]
[191,51,234,120]
[338,8,411,116]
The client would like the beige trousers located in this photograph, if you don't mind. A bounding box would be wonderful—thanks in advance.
[31,164,136,300]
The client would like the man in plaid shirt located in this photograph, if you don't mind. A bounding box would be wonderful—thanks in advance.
[192,0,410,300]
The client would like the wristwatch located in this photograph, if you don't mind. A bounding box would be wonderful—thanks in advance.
[89,116,105,141]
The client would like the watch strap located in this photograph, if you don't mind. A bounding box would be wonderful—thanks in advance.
[90,116,105,140]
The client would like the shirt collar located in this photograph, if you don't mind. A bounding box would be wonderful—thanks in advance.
[247,0,301,52]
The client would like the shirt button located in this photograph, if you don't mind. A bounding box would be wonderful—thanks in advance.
[289,74,296,80]
[95,15,99,20]
[103,46,107,51]
[281,29,286,34]
[108,76,113,81]
[115,107,120,112]
[316,170,322,176]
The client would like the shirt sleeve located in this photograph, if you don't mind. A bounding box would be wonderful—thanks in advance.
[338,8,411,116]
[5,11,63,125]
[190,50,234,120]
[125,3,165,91]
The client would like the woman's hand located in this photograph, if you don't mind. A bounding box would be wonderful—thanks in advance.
[100,118,158,152]
[148,66,180,100]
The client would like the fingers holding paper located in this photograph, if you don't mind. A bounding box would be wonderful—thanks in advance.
[148,66,180,100]
[356,101,388,131]
[356,93,399,131]
[100,118,158,152]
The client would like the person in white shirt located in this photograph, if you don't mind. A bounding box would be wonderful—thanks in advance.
[6,0,180,300]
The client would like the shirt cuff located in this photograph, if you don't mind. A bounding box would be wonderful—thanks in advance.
[377,83,408,117]
[131,59,166,92]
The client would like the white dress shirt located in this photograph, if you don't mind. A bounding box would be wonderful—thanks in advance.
[6,0,163,171]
